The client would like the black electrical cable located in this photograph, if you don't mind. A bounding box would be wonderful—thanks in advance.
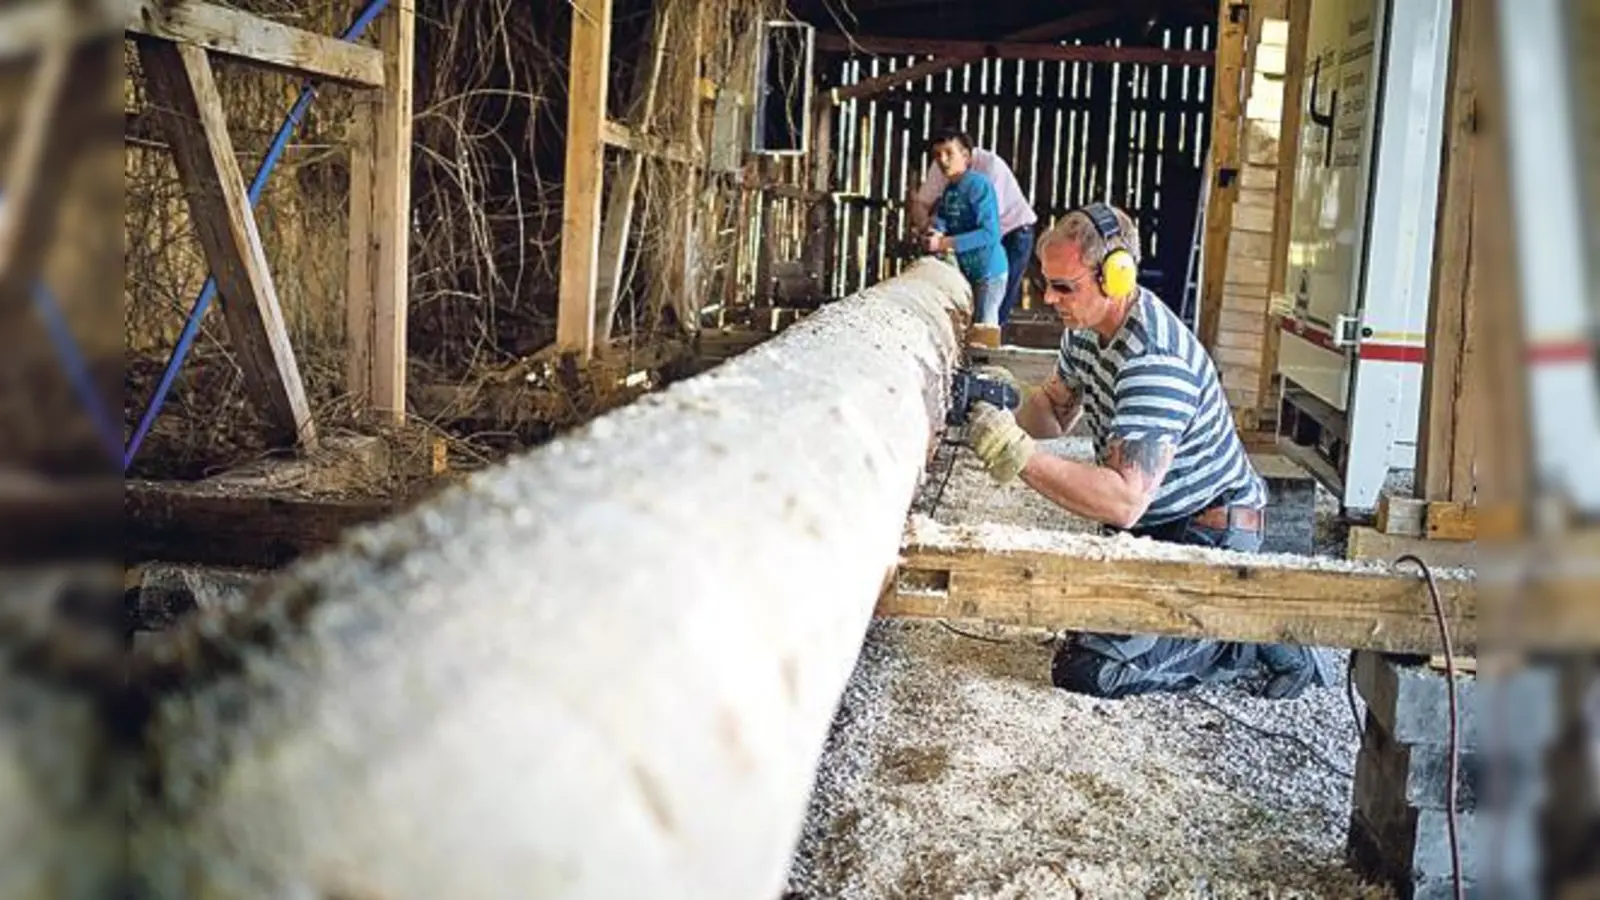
[1396,553,1463,900]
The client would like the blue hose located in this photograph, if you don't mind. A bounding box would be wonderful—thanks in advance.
[122,0,392,471]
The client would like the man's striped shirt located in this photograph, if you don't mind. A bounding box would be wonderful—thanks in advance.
[1055,288,1267,528]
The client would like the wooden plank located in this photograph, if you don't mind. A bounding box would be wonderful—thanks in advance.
[1223,254,1272,286]
[121,0,384,89]
[600,120,698,165]
[1257,0,1310,424]
[0,38,73,305]
[369,2,413,424]
[125,480,400,568]
[345,99,376,406]
[595,5,673,344]
[1377,495,1427,537]
[1197,0,1251,353]
[886,522,1480,655]
[0,0,117,63]
[1426,502,1478,541]
[137,37,316,450]
[814,34,1215,68]
[555,0,612,361]
[1346,526,1477,570]
[820,9,1122,104]
[1217,328,1265,353]
[1239,164,1277,191]
[1219,308,1268,336]
[1214,344,1261,369]
[1417,0,1480,505]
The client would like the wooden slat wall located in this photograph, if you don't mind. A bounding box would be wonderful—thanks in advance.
[821,26,1218,309]
[1214,12,1290,425]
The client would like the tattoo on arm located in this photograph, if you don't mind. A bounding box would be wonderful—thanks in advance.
[1105,437,1176,498]
[1040,373,1083,430]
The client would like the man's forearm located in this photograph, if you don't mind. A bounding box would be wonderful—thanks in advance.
[1019,453,1142,528]
[1016,387,1081,440]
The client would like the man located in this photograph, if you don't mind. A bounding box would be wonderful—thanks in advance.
[911,128,1037,326]
[963,201,1333,701]
[923,130,1008,330]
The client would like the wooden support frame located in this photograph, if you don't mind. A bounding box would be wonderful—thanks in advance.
[137,37,318,450]
[814,33,1215,68]
[555,0,613,362]
[1196,0,1251,354]
[594,5,675,344]
[1256,0,1311,421]
[884,519,1481,656]
[821,9,1120,104]
[1415,0,1481,505]
[345,1,414,424]
[122,0,384,88]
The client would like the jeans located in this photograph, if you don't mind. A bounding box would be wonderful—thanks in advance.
[972,275,1008,326]
[1050,509,1332,700]
[999,225,1035,325]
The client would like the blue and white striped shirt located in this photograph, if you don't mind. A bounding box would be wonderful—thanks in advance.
[1055,288,1267,528]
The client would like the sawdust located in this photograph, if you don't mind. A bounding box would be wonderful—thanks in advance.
[784,440,1397,899]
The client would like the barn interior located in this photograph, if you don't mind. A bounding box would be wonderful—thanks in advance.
[1,0,1598,896]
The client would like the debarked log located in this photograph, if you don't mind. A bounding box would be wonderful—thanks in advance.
[131,258,974,899]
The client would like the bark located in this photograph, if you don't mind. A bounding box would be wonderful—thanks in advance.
[131,259,973,899]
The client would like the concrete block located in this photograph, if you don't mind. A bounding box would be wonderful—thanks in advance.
[1353,651,1561,752]
[1253,452,1316,556]
[1360,708,1548,812]
[1349,808,1542,895]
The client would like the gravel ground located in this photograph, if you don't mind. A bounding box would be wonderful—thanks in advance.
[783,437,1392,899]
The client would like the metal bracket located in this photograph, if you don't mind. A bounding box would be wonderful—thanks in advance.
[1332,314,1363,349]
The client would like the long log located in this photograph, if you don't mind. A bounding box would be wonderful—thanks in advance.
[130,259,973,898]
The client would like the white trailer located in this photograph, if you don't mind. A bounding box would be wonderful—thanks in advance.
[1271,0,1455,515]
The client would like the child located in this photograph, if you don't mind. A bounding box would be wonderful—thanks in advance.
[925,129,1008,330]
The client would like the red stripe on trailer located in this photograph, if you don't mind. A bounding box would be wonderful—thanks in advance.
[1357,343,1426,363]
[1526,340,1594,364]
[1278,317,1339,352]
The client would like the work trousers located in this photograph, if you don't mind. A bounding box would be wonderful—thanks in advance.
[1050,511,1328,700]
[998,224,1035,325]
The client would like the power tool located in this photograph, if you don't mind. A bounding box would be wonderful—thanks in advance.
[946,369,1021,427]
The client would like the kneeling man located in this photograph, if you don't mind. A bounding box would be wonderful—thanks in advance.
[964,202,1331,700]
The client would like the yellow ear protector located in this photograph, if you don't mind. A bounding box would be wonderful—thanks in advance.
[1079,202,1139,298]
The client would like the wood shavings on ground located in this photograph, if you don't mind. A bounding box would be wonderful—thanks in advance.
[783,436,1399,899]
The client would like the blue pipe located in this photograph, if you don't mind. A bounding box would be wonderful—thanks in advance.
[122,0,392,471]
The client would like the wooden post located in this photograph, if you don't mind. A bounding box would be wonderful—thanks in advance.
[1197,0,1250,354]
[556,0,612,362]
[593,4,672,345]
[345,97,376,410]
[131,260,976,898]
[1257,0,1311,423]
[1416,0,1480,505]
[137,38,317,451]
[370,0,413,423]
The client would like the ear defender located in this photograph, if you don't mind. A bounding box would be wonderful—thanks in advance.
[1081,202,1138,298]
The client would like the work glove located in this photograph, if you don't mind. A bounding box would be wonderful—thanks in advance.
[966,401,1036,484]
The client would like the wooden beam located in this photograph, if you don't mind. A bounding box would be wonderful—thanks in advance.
[823,9,1119,104]
[555,0,612,362]
[1347,526,1477,571]
[121,0,384,89]
[600,120,698,166]
[1256,0,1310,418]
[126,481,400,568]
[137,38,317,451]
[595,6,674,344]
[345,99,376,409]
[1196,0,1251,353]
[814,33,1215,68]
[368,1,413,423]
[0,0,117,63]
[886,518,1479,656]
[1417,0,1480,505]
